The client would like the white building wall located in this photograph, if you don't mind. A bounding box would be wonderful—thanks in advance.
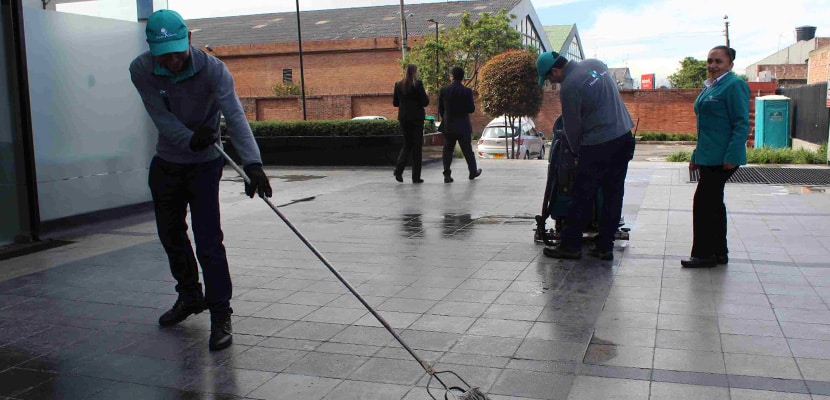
[22,5,156,221]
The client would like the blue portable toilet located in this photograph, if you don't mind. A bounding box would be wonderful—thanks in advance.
[754,95,791,149]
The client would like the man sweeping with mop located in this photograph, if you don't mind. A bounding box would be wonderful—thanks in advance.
[129,9,271,351]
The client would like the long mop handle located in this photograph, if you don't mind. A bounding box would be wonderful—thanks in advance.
[213,143,441,377]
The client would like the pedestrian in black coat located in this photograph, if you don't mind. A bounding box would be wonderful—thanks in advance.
[393,64,430,183]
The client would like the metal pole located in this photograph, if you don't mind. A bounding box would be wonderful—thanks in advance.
[296,0,307,120]
[3,0,41,242]
[399,0,406,59]
[427,19,439,92]
[724,15,730,47]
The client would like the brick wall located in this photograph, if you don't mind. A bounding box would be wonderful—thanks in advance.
[808,46,830,84]
[216,38,415,97]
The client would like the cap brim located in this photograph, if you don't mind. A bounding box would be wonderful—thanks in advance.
[538,75,546,87]
[149,37,189,56]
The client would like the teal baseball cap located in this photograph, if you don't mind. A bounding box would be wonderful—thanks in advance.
[536,51,563,86]
[145,9,189,56]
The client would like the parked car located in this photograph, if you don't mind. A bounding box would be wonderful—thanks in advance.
[351,116,388,120]
[477,115,545,159]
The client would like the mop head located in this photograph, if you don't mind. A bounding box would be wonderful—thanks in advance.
[456,387,489,400]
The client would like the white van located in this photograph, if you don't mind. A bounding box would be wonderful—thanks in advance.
[476,115,545,159]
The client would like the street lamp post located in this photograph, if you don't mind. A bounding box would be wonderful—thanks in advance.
[426,19,439,92]
[296,0,307,120]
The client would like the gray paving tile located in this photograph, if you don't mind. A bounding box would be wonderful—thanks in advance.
[727,374,809,394]
[729,387,811,400]
[247,373,341,400]
[789,338,830,359]
[724,353,802,379]
[649,381,729,400]
[651,369,729,387]
[490,369,573,399]
[321,380,411,400]
[795,358,830,382]
[653,348,725,374]
[566,376,649,400]
[347,357,425,385]
[583,344,653,369]
[449,335,522,357]
[283,352,368,379]
[720,334,792,356]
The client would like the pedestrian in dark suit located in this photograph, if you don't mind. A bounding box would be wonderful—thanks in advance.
[393,64,430,183]
[438,66,481,183]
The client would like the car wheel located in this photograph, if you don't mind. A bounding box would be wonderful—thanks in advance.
[538,145,545,160]
[523,150,530,160]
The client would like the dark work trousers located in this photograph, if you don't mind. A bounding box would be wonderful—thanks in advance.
[561,132,635,252]
[394,119,425,181]
[149,156,232,321]
[442,133,478,177]
[691,165,738,258]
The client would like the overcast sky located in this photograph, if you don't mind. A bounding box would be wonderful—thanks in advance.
[61,0,830,87]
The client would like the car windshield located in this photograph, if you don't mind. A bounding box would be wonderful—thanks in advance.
[482,126,520,138]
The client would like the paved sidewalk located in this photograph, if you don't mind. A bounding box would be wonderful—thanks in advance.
[2,158,830,399]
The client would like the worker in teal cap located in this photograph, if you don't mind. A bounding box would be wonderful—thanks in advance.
[536,51,635,261]
[129,9,272,351]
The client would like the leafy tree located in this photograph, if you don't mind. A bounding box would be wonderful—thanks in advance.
[403,9,530,94]
[667,57,707,88]
[478,50,543,158]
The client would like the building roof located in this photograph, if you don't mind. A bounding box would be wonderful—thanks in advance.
[543,25,573,53]
[608,68,632,81]
[187,0,523,47]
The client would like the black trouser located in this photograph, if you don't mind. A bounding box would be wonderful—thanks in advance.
[395,119,424,181]
[442,133,477,177]
[691,165,738,258]
[149,156,232,321]
[561,132,635,252]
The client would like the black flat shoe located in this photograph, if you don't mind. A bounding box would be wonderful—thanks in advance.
[716,254,728,264]
[394,173,403,183]
[444,176,454,183]
[158,298,206,327]
[413,179,424,184]
[469,169,482,180]
[680,256,717,268]
[543,246,581,260]
[209,317,233,351]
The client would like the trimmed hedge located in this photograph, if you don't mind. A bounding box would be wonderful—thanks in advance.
[222,119,402,137]
[637,132,697,141]
[666,143,828,164]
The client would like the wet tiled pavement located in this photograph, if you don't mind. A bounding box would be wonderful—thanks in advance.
[2,158,830,399]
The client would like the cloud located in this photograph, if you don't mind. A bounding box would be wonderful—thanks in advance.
[579,0,828,84]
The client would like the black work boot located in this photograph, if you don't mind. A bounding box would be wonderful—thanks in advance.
[158,297,206,327]
[209,315,233,351]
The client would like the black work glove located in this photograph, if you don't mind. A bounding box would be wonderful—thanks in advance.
[243,163,272,198]
[189,126,218,152]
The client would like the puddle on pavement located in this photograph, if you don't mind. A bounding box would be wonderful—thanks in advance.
[272,174,326,182]
[396,214,538,238]
[585,337,617,364]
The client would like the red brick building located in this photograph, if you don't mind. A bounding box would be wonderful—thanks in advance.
[188,0,551,98]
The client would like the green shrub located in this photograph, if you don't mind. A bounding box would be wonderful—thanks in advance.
[665,143,828,164]
[666,151,692,162]
[637,132,697,141]
[222,120,401,137]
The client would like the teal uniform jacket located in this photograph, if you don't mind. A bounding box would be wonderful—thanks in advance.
[691,72,750,166]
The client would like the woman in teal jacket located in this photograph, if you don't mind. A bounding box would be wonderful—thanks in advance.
[681,45,749,268]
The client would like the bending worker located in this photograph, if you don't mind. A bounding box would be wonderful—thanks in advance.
[536,51,636,261]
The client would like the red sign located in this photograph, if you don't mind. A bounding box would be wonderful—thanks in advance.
[641,74,655,90]
[826,79,830,107]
